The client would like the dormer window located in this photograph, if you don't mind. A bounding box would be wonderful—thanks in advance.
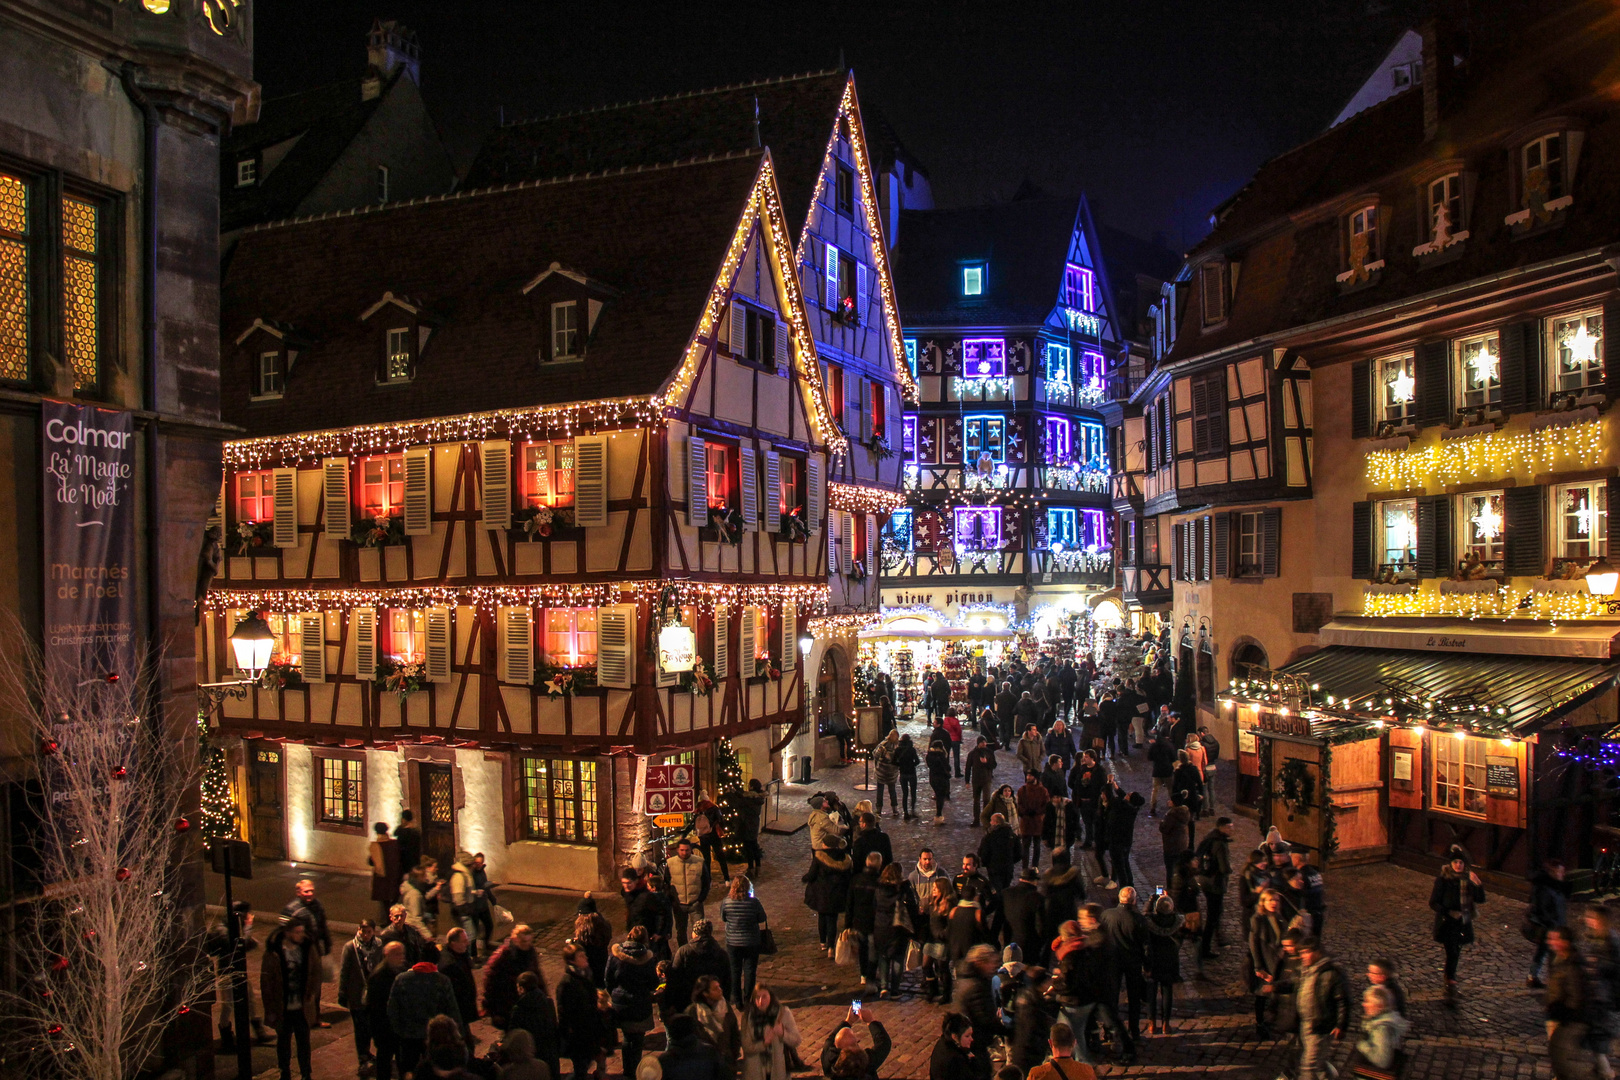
[1524,133,1566,203]
[1063,264,1095,312]
[835,162,854,216]
[256,349,285,398]
[1199,261,1227,327]
[962,264,985,297]
[383,327,413,383]
[551,301,579,360]
[236,159,256,187]
[1429,174,1463,238]
[1347,205,1380,262]
[742,306,776,367]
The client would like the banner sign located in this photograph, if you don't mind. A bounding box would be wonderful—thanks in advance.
[42,401,137,681]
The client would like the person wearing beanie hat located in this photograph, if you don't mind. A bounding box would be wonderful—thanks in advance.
[1430,845,1486,1006]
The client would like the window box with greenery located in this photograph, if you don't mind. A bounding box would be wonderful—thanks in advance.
[862,433,895,460]
[779,506,810,543]
[352,512,407,548]
[704,504,746,545]
[847,559,868,582]
[374,655,426,701]
[262,659,306,690]
[678,660,716,697]
[227,519,276,557]
[511,504,580,542]
[753,654,781,682]
[534,660,598,699]
[834,293,862,328]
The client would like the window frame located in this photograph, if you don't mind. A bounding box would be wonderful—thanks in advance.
[886,508,913,552]
[1199,261,1227,327]
[962,263,985,297]
[838,252,857,308]
[1345,203,1381,266]
[518,757,600,845]
[1235,510,1264,578]
[1546,309,1605,397]
[1523,133,1566,203]
[1432,734,1488,819]
[358,452,407,519]
[1046,507,1077,549]
[236,469,276,524]
[383,607,427,664]
[1377,497,1419,580]
[551,301,580,361]
[383,326,413,383]
[1375,352,1415,425]
[266,611,303,667]
[704,438,738,513]
[236,158,257,187]
[1044,416,1072,464]
[543,606,598,668]
[314,751,366,833]
[953,506,1002,552]
[963,414,1006,464]
[60,191,108,396]
[835,161,855,216]
[521,439,576,508]
[1063,263,1095,312]
[1427,172,1464,239]
[376,164,390,204]
[742,305,777,368]
[1455,489,1506,574]
[255,348,285,399]
[777,452,805,521]
[1554,480,1608,561]
[962,337,1005,379]
[868,379,886,439]
[1454,331,1502,412]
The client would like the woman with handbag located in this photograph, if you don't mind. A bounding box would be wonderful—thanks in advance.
[721,874,770,1008]
[740,985,803,1080]
[871,863,914,998]
[1429,845,1487,1006]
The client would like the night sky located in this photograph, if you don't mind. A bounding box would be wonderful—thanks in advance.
[252,0,1430,253]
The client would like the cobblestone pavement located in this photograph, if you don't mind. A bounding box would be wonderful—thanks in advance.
[221,710,1565,1080]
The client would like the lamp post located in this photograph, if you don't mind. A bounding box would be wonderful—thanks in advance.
[1586,556,1620,614]
[197,612,275,708]
[795,633,814,785]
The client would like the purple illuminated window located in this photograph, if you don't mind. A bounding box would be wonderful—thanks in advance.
[1082,350,1106,391]
[1064,265,1096,312]
[1080,508,1110,550]
[962,338,1005,378]
[953,506,1002,551]
[902,416,917,459]
[1045,416,1072,463]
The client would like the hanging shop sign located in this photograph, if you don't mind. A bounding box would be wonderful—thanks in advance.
[658,623,697,674]
[642,763,695,815]
[42,400,137,682]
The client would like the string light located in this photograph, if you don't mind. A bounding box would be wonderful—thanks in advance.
[206,580,831,617]
[827,481,909,515]
[1361,584,1609,619]
[1364,418,1608,490]
[806,613,883,638]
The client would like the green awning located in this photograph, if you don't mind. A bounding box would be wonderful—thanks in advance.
[1278,646,1620,735]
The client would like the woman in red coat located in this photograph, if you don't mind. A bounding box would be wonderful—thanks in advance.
[1014,773,1052,869]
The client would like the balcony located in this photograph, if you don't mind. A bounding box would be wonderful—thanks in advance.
[879,548,1025,582]
[1110,471,1143,512]
[1123,563,1173,609]
[1032,549,1114,588]
[1107,356,1147,402]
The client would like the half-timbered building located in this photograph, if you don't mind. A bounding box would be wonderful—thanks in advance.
[466,69,915,765]
[207,150,842,887]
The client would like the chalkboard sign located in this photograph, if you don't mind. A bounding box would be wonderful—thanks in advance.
[1486,756,1519,797]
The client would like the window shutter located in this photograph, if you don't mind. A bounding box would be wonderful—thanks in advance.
[596,604,635,689]
[713,607,730,681]
[271,467,298,548]
[762,451,782,533]
[739,606,758,677]
[300,612,326,683]
[498,606,533,685]
[1605,297,1620,399]
[1500,321,1536,411]
[1416,495,1451,579]
[224,609,242,674]
[781,602,797,671]
[729,300,745,353]
[479,441,512,530]
[806,456,823,533]
[1351,502,1373,579]
[859,378,872,441]
[1350,359,1371,437]
[1199,515,1212,581]
[1190,379,1208,456]
[865,514,876,569]
[573,434,609,528]
[828,513,839,571]
[846,373,861,439]
[1415,339,1450,427]
[1212,511,1230,578]
[739,444,759,529]
[402,446,432,536]
[323,457,352,538]
[207,481,224,532]
[856,262,870,320]
[424,606,451,683]
[353,608,377,679]
[1503,485,1546,577]
[1261,507,1282,577]
[824,243,840,309]
[841,512,855,573]
[686,436,708,528]
[775,321,790,374]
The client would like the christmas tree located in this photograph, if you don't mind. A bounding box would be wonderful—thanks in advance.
[713,738,748,865]
[1096,626,1144,687]
[198,713,236,840]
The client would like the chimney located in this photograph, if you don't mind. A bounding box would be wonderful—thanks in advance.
[1420,6,1472,142]
[365,18,420,99]
[1420,19,1441,140]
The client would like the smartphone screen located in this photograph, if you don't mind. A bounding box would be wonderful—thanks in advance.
[852,1000,862,1015]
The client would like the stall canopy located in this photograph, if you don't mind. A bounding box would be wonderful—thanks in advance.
[1280,647,1620,736]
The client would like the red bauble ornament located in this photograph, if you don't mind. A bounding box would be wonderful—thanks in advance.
[173,817,191,833]
[47,1024,63,1036]
[106,673,119,683]
[177,1004,191,1016]
[115,867,132,882]
[40,739,58,756]
[50,956,68,972]
[111,766,127,780]
[83,930,97,942]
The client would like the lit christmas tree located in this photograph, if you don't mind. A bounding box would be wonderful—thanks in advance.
[713,738,748,864]
[198,713,236,840]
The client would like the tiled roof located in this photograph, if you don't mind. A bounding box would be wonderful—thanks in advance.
[463,70,847,239]
[221,73,397,233]
[892,197,1080,329]
[220,153,765,437]
[1168,0,1620,363]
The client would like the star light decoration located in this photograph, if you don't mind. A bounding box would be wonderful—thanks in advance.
[1569,489,1594,536]
[1470,498,1503,541]
[1387,368,1415,405]
[1564,323,1600,372]
[1465,339,1499,385]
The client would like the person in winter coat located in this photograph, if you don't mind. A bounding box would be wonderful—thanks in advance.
[669,918,733,1013]
[446,852,482,959]
[282,878,333,958]
[1068,752,1105,852]
[1193,819,1234,957]
[966,737,999,825]
[983,784,1018,834]
[1158,792,1192,888]
[731,780,768,877]
[497,1028,550,1080]
[851,813,893,871]
[1001,868,1044,957]
[262,920,323,1080]
[821,1010,892,1080]
[846,852,884,990]
[1043,794,1080,864]
[572,897,614,987]
[871,864,915,997]
[558,943,609,1080]
[1009,967,1056,1075]
[1016,773,1052,869]
[1349,985,1408,1075]
[1045,721,1077,772]
[660,1012,726,1080]
[687,975,742,1076]
[1169,753,1204,846]
[666,836,713,949]
[1042,853,1086,947]
[367,942,409,1080]
[896,735,921,821]
[483,925,542,1029]
[942,710,965,777]
[1104,787,1143,890]
[808,794,848,852]
[1015,726,1045,778]
[929,1012,978,1080]
[995,684,1019,747]
[337,920,383,1074]
[1239,848,1271,939]
[1528,859,1573,987]
[1430,845,1487,1005]
[924,878,959,1003]
[803,837,854,953]
[1581,905,1620,1080]
[379,901,435,968]
[1146,730,1176,817]
[926,739,953,823]
[438,928,479,1044]
[978,813,1022,891]
[388,959,463,1071]
[947,885,988,970]
[1182,733,1208,785]
[873,731,901,817]
[1292,937,1350,1080]
[1145,894,1186,1034]
[1248,890,1288,1039]
[739,985,801,1080]
[952,944,1001,1078]
[370,822,403,925]
[508,971,561,1080]
[607,926,661,1078]
[1546,926,1595,1080]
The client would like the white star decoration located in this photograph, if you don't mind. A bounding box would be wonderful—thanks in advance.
[1568,490,1593,536]
[1471,500,1503,541]
[1387,369,1415,404]
[1467,342,1499,384]
[1386,509,1416,552]
[1565,324,1599,370]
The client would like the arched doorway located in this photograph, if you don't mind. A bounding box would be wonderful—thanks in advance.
[1230,639,1268,681]
[815,647,845,736]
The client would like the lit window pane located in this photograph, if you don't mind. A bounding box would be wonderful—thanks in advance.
[62,198,99,392]
[0,175,26,381]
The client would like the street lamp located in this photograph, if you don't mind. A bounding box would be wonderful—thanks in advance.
[1586,556,1620,614]
[793,633,814,785]
[197,612,276,707]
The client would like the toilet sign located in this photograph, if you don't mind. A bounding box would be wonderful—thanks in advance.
[642,763,695,815]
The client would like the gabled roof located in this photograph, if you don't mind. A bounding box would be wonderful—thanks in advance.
[221,153,767,437]
[892,196,1083,329]
[463,70,848,239]
[221,72,401,233]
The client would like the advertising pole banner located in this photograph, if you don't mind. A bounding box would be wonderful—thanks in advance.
[42,400,137,683]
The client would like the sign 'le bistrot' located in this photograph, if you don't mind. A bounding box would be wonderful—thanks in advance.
[42,401,137,681]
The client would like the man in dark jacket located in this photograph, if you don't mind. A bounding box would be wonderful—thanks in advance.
[1528,859,1572,987]
[1159,791,1193,887]
[1098,694,1131,761]
[379,902,435,967]
[851,813,893,870]
[482,924,541,1029]
[1069,752,1105,851]
[1196,818,1236,958]
[337,920,382,1072]
[1042,853,1086,945]
[366,942,408,1080]
[660,1012,728,1080]
[1293,937,1351,1080]
[1099,887,1174,1045]
[929,1012,978,1080]
[1000,868,1044,956]
[393,811,422,878]
[995,684,1019,747]
[821,1010,892,1080]
[437,928,478,1043]
[952,945,1000,1078]
[509,970,561,1080]
[1055,906,1134,1065]
[846,852,884,988]
[388,960,461,1076]
[281,878,332,958]
[669,918,733,1011]
[1146,726,1176,817]
[978,814,1021,892]
[620,866,669,955]
[965,738,998,825]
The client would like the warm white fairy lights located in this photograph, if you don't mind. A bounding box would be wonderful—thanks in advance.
[206,579,831,617]
[1360,584,1610,619]
[1364,419,1609,490]
[827,481,910,515]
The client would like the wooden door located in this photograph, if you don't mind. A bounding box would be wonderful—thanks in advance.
[418,762,456,870]
[248,743,286,861]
